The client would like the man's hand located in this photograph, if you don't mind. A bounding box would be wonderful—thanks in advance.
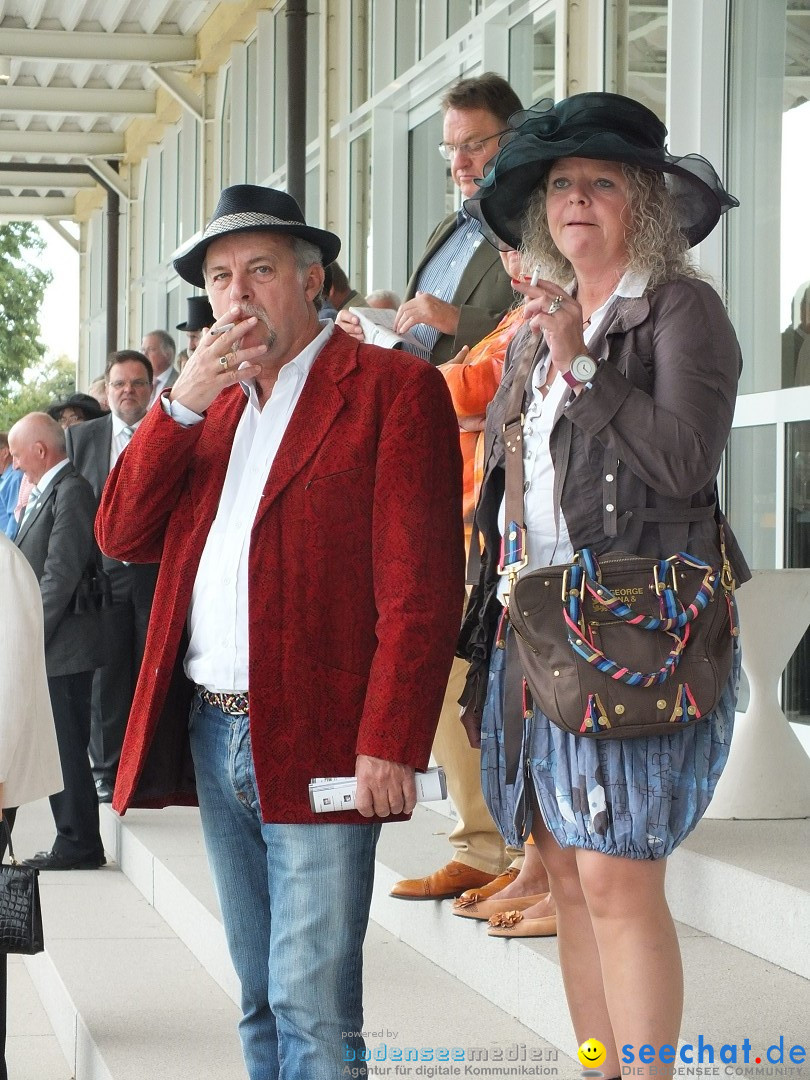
[335,310,366,342]
[354,755,417,818]
[394,293,460,337]
[169,306,265,414]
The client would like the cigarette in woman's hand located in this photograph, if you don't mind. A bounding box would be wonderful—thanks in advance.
[530,267,542,287]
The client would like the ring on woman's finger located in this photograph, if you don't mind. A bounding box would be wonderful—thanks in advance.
[218,355,229,370]
[547,295,564,315]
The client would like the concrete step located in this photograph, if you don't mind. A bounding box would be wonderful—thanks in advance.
[12,798,568,1078]
[416,795,810,980]
[102,803,571,1074]
[11,797,244,1080]
[668,818,810,979]
[373,804,810,1061]
[14,792,809,1079]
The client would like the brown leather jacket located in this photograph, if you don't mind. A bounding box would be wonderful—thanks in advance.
[459,276,750,708]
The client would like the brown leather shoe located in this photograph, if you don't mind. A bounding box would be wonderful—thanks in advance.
[453,865,520,905]
[389,860,496,900]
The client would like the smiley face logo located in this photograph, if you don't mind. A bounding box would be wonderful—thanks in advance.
[577,1038,607,1069]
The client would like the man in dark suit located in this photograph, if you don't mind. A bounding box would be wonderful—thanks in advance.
[66,351,159,802]
[141,329,178,404]
[7,412,105,870]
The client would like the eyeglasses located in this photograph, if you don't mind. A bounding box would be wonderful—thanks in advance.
[108,379,150,391]
[437,130,508,161]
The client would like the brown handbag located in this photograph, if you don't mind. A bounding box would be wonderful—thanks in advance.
[498,329,738,740]
[508,547,737,738]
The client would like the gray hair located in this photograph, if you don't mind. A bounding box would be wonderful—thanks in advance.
[291,237,323,277]
[366,290,401,310]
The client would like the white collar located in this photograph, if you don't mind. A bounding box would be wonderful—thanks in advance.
[239,319,334,405]
[35,457,70,495]
[111,413,145,437]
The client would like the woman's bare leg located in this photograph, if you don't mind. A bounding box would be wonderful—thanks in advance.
[576,849,683,1077]
[491,835,551,902]
[530,816,619,1074]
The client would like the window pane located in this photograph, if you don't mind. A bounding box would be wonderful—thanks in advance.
[351,0,373,109]
[727,425,777,570]
[448,0,479,36]
[220,67,231,189]
[246,38,258,182]
[306,2,320,144]
[509,10,556,105]
[780,8,810,389]
[306,165,320,225]
[785,420,810,723]
[349,133,371,296]
[408,111,454,272]
[273,12,288,170]
[614,0,668,121]
[395,0,418,77]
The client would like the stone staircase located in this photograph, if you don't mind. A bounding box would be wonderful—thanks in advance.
[7,794,809,1079]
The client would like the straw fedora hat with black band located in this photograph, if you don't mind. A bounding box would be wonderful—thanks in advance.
[172,185,341,288]
[176,295,214,332]
[464,92,738,252]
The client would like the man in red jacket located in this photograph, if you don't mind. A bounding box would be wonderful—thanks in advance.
[96,185,464,1080]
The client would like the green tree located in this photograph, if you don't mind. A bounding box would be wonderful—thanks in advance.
[0,355,75,430]
[0,222,53,388]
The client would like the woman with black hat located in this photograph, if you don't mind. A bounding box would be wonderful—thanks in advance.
[459,93,749,1074]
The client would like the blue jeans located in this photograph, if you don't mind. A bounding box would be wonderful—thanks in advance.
[188,694,381,1080]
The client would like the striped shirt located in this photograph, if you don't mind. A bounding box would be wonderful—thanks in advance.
[407,209,485,359]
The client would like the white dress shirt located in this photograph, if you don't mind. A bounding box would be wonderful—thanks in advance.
[110,413,144,471]
[178,321,334,692]
[497,269,649,603]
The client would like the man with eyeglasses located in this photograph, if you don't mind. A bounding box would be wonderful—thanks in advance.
[66,351,159,803]
[339,71,520,365]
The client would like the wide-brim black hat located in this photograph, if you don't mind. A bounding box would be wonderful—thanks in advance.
[173,185,341,288]
[176,295,214,332]
[47,392,106,422]
[464,93,738,250]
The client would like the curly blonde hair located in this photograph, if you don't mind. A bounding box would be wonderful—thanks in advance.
[520,163,701,288]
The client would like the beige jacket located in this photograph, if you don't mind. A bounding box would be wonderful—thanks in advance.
[0,533,63,808]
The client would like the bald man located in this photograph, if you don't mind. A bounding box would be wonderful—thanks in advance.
[8,413,106,870]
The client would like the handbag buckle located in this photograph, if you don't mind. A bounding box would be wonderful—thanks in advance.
[653,561,678,596]
[497,521,528,576]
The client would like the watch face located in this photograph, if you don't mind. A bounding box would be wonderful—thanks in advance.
[571,354,597,382]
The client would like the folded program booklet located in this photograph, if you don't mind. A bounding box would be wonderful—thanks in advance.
[348,306,425,352]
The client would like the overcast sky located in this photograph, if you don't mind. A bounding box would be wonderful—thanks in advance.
[37,222,80,365]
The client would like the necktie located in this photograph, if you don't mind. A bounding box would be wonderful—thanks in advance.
[20,486,40,526]
[122,426,135,443]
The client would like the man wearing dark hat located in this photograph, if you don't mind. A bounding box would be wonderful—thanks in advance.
[96,184,464,1079]
[66,350,158,803]
[176,295,214,360]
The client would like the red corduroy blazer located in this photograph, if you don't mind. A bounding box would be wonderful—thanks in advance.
[97,329,465,824]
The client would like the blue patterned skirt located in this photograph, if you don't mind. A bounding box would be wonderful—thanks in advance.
[481,626,741,859]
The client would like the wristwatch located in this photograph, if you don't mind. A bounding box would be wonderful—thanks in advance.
[561,353,598,388]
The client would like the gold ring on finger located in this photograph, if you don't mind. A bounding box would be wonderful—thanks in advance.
[219,355,229,370]
[547,295,564,315]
